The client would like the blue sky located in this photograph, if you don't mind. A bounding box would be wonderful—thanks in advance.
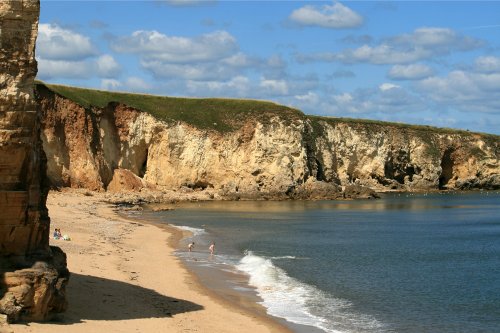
[38,1,500,134]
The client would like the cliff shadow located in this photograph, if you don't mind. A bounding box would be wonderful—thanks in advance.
[19,273,203,325]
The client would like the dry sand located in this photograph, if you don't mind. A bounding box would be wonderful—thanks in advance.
[10,190,290,333]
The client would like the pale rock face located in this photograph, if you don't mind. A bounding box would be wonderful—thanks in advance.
[145,117,308,196]
[37,88,499,197]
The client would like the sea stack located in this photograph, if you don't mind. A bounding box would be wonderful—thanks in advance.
[0,0,68,322]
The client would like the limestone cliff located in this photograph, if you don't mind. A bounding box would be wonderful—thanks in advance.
[36,83,499,199]
[0,0,68,323]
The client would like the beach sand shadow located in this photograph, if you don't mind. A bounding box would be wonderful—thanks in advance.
[35,273,203,324]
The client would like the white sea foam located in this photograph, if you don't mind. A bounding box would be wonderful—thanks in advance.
[237,251,384,333]
[270,255,310,260]
[170,224,206,237]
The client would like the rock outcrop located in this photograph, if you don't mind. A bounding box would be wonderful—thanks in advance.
[36,84,499,200]
[0,0,68,323]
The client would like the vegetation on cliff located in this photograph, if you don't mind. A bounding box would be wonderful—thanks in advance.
[36,82,303,133]
[37,82,500,143]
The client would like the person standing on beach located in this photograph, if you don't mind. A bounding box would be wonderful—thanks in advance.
[209,242,215,255]
[188,242,195,252]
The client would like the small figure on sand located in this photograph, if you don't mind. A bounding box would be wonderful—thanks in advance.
[188,242,195,252]
[53,228,62,240]
[209,242,215,255]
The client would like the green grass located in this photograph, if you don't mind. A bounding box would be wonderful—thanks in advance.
[36,81,500,141]
[36,82,304,132]
[306,115,498,138]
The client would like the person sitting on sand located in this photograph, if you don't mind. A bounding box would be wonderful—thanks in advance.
[53,228,62,240]
[209,242,215,255]
[188,242,195,252]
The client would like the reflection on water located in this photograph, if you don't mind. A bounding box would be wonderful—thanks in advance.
[167,191,500,213]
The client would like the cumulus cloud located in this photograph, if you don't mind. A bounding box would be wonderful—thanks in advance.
[296,27,483,65]
[417,69,500,113]
[294,92,320,104]
[101,79,122,91]
[37,59,93,79]
[96,54,122,78]
[388,64,434,80]
[111,29,288,83]
[37,54,121,80]
[474,56,500,73]
[185,76,251,97]
[37,24,97,60]
[389,27,481,51]
[141,61,237,81]
[259,79,289,95]
[289,2,363,29]
[111,30,237,63]
[100,77,151,92]
[379,83,400,91]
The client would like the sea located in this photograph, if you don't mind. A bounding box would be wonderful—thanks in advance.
[136,192,500,333]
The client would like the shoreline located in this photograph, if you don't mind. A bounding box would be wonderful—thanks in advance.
[9,189,290,333]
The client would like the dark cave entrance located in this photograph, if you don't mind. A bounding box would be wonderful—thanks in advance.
[439,148,454,189]
[139,148,148,178]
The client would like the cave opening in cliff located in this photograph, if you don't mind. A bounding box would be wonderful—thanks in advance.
[315,158,325,181]
[439,148,454,189]
[139,149,148,178]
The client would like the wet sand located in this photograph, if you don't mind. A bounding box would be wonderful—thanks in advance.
[10,189,290,333]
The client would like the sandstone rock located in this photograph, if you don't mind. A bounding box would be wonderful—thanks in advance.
[0,247,69,322]
[107,168,145,192]
[343,184,379,199]
[0,0,68,322]
[36,87,500,200]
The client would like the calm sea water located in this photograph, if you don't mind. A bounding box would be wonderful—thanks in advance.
[140,192,500,333]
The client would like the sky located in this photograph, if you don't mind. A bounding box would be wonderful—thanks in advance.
[37,1,500,134]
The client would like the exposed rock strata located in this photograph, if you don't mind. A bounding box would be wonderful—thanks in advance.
[0,0,67,322]
[37,85,499,199]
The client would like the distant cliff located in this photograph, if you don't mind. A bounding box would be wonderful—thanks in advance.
[35,83,499,200]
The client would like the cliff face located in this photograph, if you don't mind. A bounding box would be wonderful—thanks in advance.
[0,1,68,323]
[36,85,500,198]
[310,120,499,191]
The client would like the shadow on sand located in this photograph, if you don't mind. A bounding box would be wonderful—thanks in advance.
[27,273,203,325]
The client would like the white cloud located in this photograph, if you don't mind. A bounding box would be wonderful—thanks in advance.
[417,70,500,113]
[37,58,92,79]
[111,30,237,63]
[294,92,319,104]
[474,56,500,73]
[390,27,481,51]
[379,83,400,91]
[296,27,483,65]
[37,54,121,80]
[37,24,97,60]
[185,76,251,97]
[289,2,363,29]
[96,55,122,78]
[100,77,151,92]
[101,79,122,91]
[388,64,434,80]
[125,77,152,91]
[259,79,289,95]
[111,29,290,83]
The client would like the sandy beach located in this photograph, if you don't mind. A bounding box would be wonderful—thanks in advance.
[9,190,289,333]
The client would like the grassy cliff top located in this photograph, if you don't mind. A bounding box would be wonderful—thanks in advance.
[37,82,304,132]
[308,115,499,141]
[37,82,499,141]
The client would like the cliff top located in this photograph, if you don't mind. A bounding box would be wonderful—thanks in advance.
[36,82,304,132]
[36,82,499,141]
